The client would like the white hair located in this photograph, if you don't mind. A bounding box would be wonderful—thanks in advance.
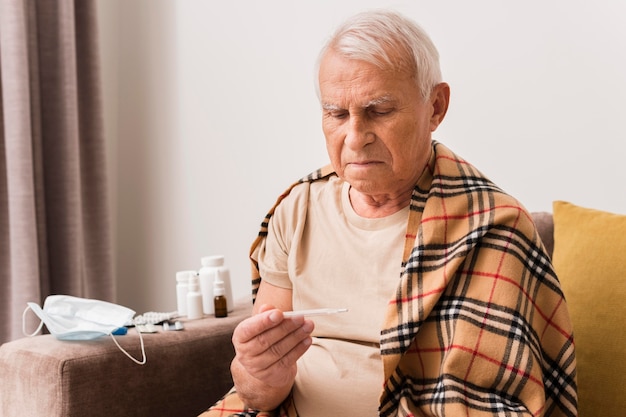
[316,9,442,101]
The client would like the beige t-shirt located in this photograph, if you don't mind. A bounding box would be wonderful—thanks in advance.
[258,176,408,416]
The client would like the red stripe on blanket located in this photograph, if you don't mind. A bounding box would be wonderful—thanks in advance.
[407,343,545,388]
[420,205,525,224]
[466,270,573,340]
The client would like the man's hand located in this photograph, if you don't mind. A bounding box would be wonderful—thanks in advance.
[231,304,314,410]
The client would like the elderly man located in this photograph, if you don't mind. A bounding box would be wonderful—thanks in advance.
[202,9,577,417]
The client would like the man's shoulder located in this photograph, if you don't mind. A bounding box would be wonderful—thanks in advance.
[278,172,341,208]
[428,141,533,228]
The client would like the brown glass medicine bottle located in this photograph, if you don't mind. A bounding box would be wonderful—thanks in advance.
[213,270,228,318]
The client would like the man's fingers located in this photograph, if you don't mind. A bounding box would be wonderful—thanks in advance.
[232,310,314,380]
[238,321,314,386]
[234,308,305,345]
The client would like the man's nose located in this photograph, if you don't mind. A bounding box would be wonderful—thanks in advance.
[344,115,374,149]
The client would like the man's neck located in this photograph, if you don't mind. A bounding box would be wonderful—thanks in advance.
[348,186,412,218]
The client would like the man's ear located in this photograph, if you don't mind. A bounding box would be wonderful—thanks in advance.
[429,82,450,132]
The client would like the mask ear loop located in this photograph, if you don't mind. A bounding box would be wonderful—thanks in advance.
[110,330,147,365]
[22,305,44,337]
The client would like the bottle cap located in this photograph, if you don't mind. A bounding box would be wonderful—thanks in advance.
[188,274,200,291]
[176,270,195,283]
[214,285,225,296]
[201,255,225,267]
[213,269,225,296]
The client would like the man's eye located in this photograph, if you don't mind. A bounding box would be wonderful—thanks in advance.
[370,108,393,116]
[329,111,348,119]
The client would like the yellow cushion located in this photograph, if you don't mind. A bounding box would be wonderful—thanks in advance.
[552,200,626,416]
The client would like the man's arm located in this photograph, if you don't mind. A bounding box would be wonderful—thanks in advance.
[231,281,314,411]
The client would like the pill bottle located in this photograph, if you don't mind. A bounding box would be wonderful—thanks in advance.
[199,255,234,313]
[198,257,215,315]
[176,270,195,316]
[186,273,204,320]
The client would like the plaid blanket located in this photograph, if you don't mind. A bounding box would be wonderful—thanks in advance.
[201,141,577,417]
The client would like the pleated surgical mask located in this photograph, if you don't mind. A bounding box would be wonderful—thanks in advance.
[23,295,146,365]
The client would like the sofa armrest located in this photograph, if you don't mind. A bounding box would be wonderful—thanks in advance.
[0,298,251,417]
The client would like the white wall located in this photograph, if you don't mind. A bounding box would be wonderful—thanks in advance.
[98,0,626,314]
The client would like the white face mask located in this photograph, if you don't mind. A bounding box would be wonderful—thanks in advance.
[23,295,146,365]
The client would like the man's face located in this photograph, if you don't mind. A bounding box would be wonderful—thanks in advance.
[318,49,445,198]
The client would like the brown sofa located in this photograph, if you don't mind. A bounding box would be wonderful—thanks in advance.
[0,212,557,417]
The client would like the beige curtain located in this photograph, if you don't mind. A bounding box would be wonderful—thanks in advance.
[0,0,113,343]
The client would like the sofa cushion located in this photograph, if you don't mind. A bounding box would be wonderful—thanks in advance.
[552,200,626,416]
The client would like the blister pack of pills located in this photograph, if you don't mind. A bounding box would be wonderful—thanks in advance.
[128,311,179,326]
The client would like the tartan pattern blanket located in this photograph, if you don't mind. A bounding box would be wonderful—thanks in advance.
[200,141,577,417]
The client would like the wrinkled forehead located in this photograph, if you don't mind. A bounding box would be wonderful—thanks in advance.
[317,47,418,101]
[318,49,418,104]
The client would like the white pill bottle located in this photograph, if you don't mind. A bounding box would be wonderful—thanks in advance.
[198,255,234,314]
